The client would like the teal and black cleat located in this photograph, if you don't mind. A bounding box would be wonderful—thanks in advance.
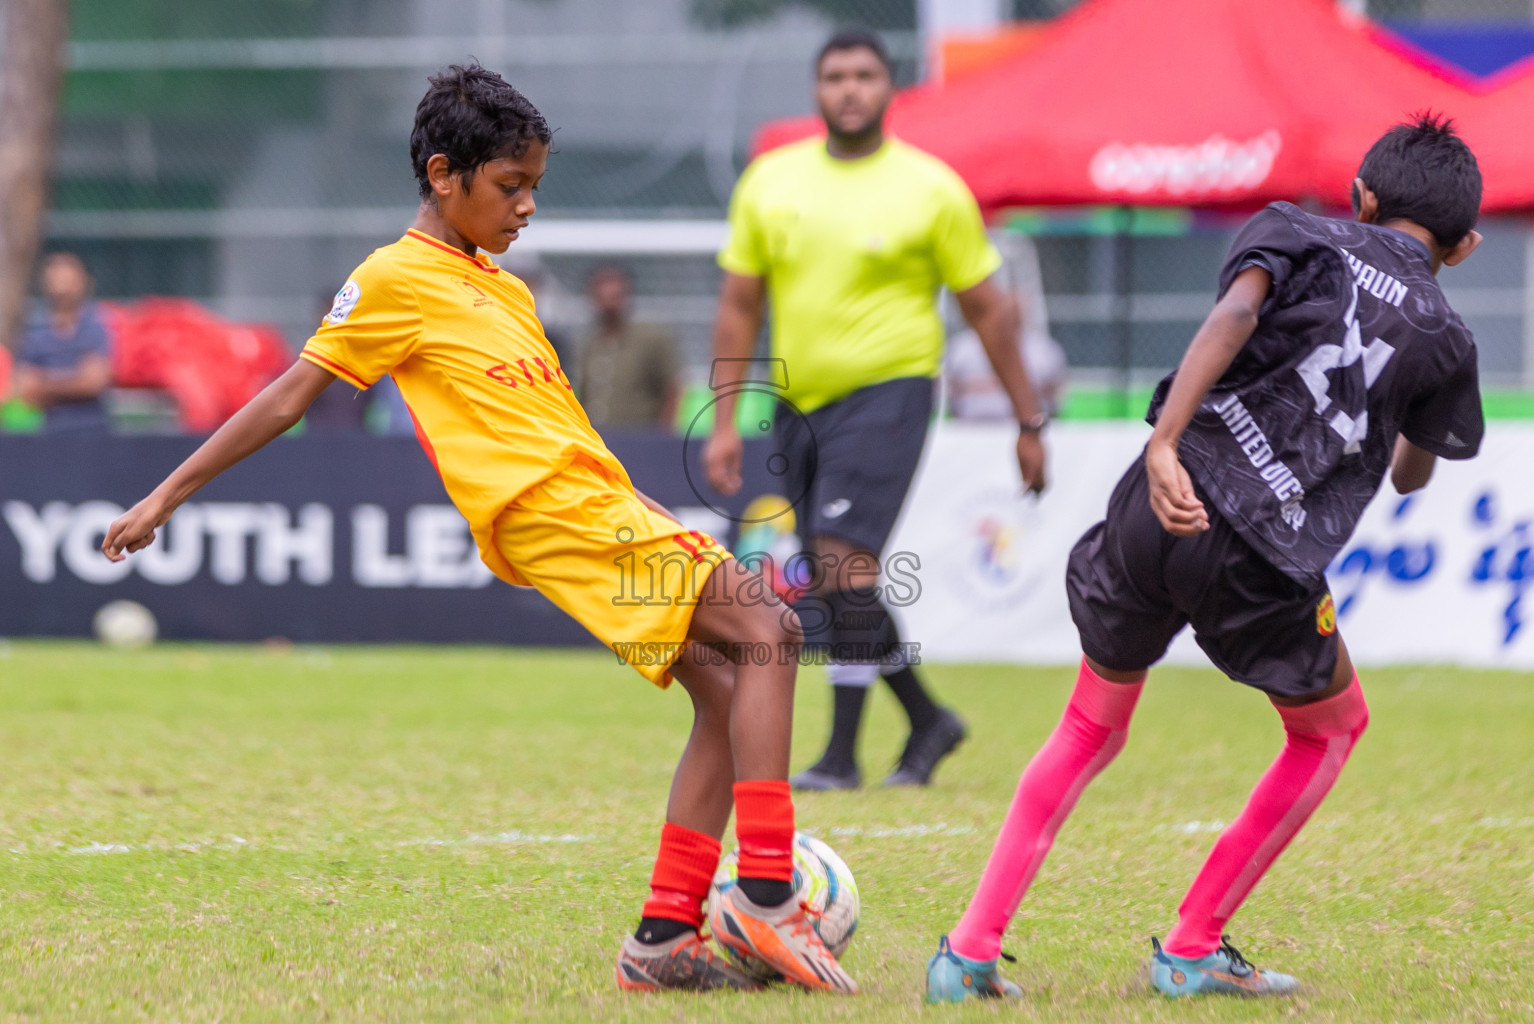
[1148,936,1300,998]
[924,935,1023,1004]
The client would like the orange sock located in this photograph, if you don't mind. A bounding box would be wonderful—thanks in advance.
[733,780,795,882]
[640,822,721,927]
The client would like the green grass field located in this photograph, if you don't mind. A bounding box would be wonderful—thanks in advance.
[0,642,1529,1022]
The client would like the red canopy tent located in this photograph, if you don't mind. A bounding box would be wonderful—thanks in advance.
[1458,67,1534,211]
[756,0,1479,211]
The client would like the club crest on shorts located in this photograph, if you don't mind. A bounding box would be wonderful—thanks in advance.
[324,280,361,324]
[1316,594,1337,636]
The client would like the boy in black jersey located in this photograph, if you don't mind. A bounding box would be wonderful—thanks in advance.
[925,115,1484,1002]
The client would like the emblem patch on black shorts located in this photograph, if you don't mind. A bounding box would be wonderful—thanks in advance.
[1316,594,1336,636]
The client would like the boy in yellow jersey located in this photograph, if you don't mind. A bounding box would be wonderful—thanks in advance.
[102,63,856,997]
[705,30,1049,791]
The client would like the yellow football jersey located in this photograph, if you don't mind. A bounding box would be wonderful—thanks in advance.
[302,230,633,559]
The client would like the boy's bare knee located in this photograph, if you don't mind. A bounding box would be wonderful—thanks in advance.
[675,652,735,714]
[778,606,803,645]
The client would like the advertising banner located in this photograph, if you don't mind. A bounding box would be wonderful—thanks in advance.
[887,420,1534,669]
[6,423,1534,668]
[0,433,749,645]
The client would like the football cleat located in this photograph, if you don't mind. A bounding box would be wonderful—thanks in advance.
[1149,936,1300,998]
[882,707,967,786]
[789,761,861,791]
[614,930,764,992]
[709,884,858,994]
[925,935,1023,1003]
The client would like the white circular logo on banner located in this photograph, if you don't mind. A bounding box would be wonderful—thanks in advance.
[324,280,361,324]
[948,490,1048,611]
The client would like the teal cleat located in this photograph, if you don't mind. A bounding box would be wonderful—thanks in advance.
[925,935,1023,1004]
[1149,936,1300,998]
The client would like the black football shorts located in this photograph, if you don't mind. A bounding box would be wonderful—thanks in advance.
[772,376,934,557]
[1066,453,1341,699]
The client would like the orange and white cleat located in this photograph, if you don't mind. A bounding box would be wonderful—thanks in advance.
[708,886,859,994]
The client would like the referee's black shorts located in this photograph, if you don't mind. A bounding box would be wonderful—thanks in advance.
[773,376,934,557]
[1066,453,1340,699]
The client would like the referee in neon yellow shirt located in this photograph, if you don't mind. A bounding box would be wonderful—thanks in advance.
[704,29,1049,790]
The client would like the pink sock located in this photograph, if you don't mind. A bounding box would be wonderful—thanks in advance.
[947,659,1142,962]
[1163,677,1369,958]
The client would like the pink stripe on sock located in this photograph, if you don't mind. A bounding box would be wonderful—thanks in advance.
[1163,679,1368,958]
[947,660,1142,962]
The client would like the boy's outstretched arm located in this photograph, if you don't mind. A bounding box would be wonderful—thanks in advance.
[102,359,337,560]
[1145,264,1271,537]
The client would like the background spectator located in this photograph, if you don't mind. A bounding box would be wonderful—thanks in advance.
[574,264,680,430]
[15,252,112,433]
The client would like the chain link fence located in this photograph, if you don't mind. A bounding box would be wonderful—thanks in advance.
[24,0,1534,434]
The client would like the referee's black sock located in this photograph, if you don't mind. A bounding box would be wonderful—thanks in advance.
[872,597,940,732]
[818,683,869,774]
[882,664,940,733]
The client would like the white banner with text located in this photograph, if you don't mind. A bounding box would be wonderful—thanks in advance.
[887,420,1534,669]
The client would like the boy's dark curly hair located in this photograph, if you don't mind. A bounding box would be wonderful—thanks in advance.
[1355,112,1481,249]
[409,63,552,202]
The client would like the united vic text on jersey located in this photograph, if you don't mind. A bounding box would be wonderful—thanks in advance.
[1147,202,1483,582]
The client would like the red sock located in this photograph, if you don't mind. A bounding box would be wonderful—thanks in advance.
[1163,677,1369,958]
[733,780,795,882]
[640,822,721,928]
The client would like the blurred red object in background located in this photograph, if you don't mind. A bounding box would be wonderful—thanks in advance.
[0,341,12,399]
[100,298,290,433]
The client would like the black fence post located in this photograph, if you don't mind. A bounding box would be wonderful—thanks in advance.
[1112,206,1134,418]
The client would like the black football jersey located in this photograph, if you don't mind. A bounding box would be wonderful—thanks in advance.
[1147,202,1483,583]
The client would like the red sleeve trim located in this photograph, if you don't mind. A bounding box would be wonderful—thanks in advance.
[302,350,371,389]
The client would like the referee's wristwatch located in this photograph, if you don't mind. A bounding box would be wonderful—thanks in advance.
[1017,413,1049,434]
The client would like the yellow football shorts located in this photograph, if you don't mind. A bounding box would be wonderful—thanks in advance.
[477,456,731,687]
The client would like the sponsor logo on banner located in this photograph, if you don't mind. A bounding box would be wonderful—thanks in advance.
[1329,486,1533,651]
[950,490,1048,611]
[1089,130,1282,198]
[0,500,494,589]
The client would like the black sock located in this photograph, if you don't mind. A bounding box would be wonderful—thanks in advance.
[634,916,693,945]
[883,665,940,732]
[817,684,868,773]
[737,877,795,907]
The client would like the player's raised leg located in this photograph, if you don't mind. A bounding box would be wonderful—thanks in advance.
[1150,642,1367,998]
[692,559,858,995]
[926,656,1142,1003]
[617,647,763,992]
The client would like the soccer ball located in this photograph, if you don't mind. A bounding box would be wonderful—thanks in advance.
[708,831,859,982]
[93,600,157,649]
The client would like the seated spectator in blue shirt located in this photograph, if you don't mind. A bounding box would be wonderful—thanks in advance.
[16,252,112,433]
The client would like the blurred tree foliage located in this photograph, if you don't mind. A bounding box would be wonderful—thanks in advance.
[690,0,916,29]
[69,0,325,41]
[63,0,326,121]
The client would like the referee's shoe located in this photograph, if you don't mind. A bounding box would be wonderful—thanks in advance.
[883,707,967,787]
